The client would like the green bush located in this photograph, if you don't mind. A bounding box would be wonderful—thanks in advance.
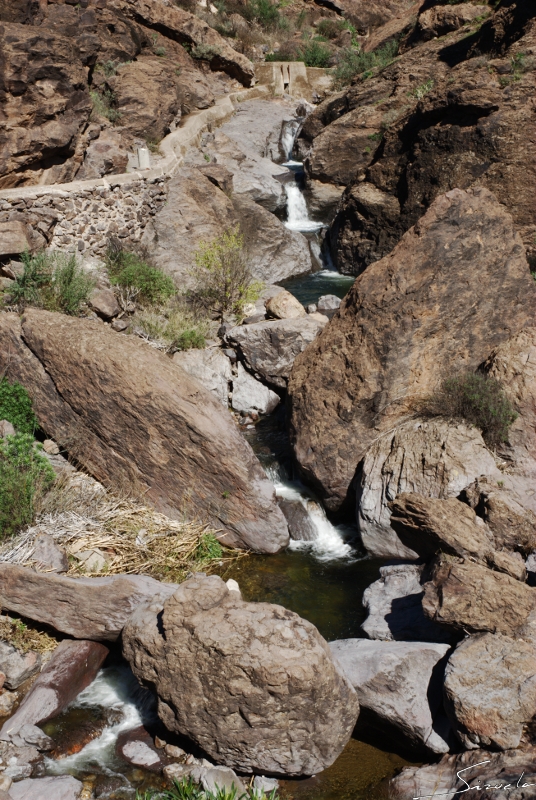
[0,434,55,540]
[300,39,331,67]
[422,372,518,447]
[135,305,210,352]
[9,251,95,316]
[105,245,175,306]
[190,226,263,321]
[332,39,399,88]
[0,378,38,435]
[90,88,121,123]
[191,43,222,60]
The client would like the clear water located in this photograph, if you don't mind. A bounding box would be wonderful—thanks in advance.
[282,269,355,307]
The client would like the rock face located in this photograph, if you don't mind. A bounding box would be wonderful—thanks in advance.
[0,310,289,552]
[288,188,536,512]
[231,362,280,415]
[0,644,40,691]
[361,564,453,644]
[356,419,499,559]
[0,640,108,739]
[123,575,359,775]
[172,348,232,407]
[443,633,536,750]
[330,639,451,755]
[462,477,536,554]
[422,558,536,636]
[0,565,179,641]
[228,316,327,389]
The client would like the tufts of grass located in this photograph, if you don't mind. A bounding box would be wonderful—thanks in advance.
[8,250,96,316]
[90,88,121,123]
[420,372,518,448]
[105,243,175,307]
[0,378,38,435]
[136,777,279,800]
[0,614,60,654]
[134,304,211,352]
[191,43,222,61]
[332,39,399,89]
[0,434,55,541]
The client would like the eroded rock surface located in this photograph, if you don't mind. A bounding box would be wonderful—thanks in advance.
[123,575,359,775]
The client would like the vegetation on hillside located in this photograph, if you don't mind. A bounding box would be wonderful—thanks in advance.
[0,433,55,540]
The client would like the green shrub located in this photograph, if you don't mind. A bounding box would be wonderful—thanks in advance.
[9,251,95,316]
[0,434,55,540]
[90,89,121,123]
[105,245,175,306]
[0,378,38,435]
[136,776,279,800]
[422,372,518,447]
[190,226,263,321]
[300,39,331,67]
[191,43,222,60]
[195,531,223,562]
[135,305,210,352]
[332,39,399,88]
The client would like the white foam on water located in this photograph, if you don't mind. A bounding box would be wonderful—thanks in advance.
[45,665,156,777]
[280,119,300,160]
[284,184,323,232]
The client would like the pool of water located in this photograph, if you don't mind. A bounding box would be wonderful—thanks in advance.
[282,270,355,308]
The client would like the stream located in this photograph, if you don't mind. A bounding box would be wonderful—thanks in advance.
[37,107,417,799]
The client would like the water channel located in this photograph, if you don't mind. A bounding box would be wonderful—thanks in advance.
[38,109,418,799]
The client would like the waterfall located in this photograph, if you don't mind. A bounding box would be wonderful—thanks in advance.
[280,119,300,162]
[284,184,322,232]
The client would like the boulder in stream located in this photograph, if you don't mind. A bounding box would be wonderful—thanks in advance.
[123,574,359,775]
[8,775,84,800]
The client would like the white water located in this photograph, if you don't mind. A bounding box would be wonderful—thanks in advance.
[280,119,301,161]
[45,665,157,779]
[268,468,353,562]
[284,184,322,232]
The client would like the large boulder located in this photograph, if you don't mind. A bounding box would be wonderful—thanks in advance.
[356,419,500,559]
[389,747,536,800]
[0,640,108,739]
[123,575,359,775]
[443,633,536,750]
[8,776,83,800]
[330,639,452,755]
[0,566,177,641]
[227,316,327,389]
[288,188,536,512]
[422,558,536,636]
[361,563,453,644]
[0,310,289,552]
[172,348,232,407]
[231,362,280,415]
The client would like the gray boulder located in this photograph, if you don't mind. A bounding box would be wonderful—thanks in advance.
[277,496,318,542]
[0,566,178,641]
[123,575,359,776]
[330,639,452,755]
[316,294,341,319]
[443,632,536,750]
[231,362,280,415]
[357,419,500,559]
[361,563,453,644]
[9,776,83,800]
[172,348,232,407]
[31,533,69,573]
[0,644,40,691]
[227,316,327,389]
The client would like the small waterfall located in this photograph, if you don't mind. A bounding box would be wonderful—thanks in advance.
[280,119,300,162]
[285,184,322,233]
[45,665,157,778]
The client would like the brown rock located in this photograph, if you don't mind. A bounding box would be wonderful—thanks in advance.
[115,726,163,771]
[461,477,536,554]
[288,188,536,511]
[0,639,108,739]
[265,290,306,320]
[444,632,536,750]
[0,222,32,257]
[422,558,536,636]
[88,287,120,320]
[113,57,181,141]
[75,128,129,181]
[32,533,69,573]
[389,493,495,562]
[416,4,490,42]
[123,575,359,776]
[0,310,289,552]
[197,163,234,195]
[0,565,178,641]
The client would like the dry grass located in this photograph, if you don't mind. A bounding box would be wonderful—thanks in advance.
[0,614,60,654]
[0,472,244,583]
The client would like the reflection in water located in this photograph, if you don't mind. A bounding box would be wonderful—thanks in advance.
[282,269,355,308]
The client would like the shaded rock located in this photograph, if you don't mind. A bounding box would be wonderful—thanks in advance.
[197,163,234,196]
[172,348,232,407]
[265,290,306,321]
[361,563,453,644]
[357,419,499,559]
[228,316,327,389]
[444,632,536,750]
[8,776,83,800]
[201,767,246,795]
[32,533,69,573]
[316,294,341,319]
[415,4,491,43]
[116,726,163,771]
[88,288,120,321]
[461,477,536,554]
[0,311,289,552]
[422,558,536,636]
[330,639,451,755]
[75,128,129,181]
[304,180,344,224]
[289,188,536,512]
[0,566,178,641]
[0,644,40,691]
[123,574,359,775]
[388,747,536,800]
[231,362,280,415]
[0,639,108,738]
[277,496,318,542]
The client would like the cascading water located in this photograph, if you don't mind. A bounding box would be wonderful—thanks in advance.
[284,184,322,232]
[280,119,300,162]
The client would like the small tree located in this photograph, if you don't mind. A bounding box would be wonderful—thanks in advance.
[190,227,263,321]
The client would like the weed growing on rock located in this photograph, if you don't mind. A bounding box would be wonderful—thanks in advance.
[422,372,517,447]
[90,88,121,123]
[191,43,222,60]
[332,40,399,88]
[0,378,38,435]
[135,304,211,352]
[106,245,175,306]
[190,226,263,321]
[136,777,278,799]
[0,614,60,654]
[9,250,95,316]
[0,434,55,540]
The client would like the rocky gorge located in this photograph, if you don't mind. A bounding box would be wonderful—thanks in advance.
[0,0,536,799]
